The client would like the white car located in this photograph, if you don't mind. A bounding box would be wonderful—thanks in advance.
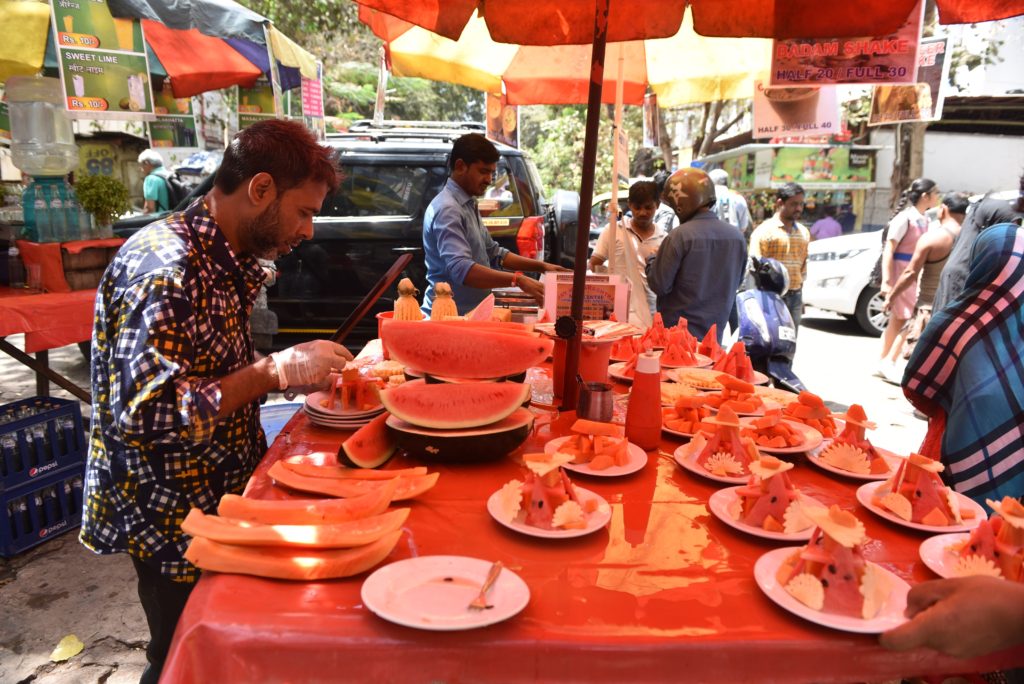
[804,230,888,335]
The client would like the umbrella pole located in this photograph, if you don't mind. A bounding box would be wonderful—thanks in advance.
[562,0,609,412]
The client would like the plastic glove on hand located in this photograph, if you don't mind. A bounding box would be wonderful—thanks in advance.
[271,341,352,389]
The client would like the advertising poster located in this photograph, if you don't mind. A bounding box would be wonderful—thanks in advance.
[753,81,840,139]
[642,93,659,148]
[771,0,923,86]
[770,147,876,189]
[486,93,518,148]
[868,37,951,125]
[237,78,277,129]
[0,100,10,145]
[50,0,154,119]
[148,85,198,147]
[722,154,756,191]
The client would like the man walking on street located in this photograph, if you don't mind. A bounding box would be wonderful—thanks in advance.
[748,183,810,329]
[646,168,747,341]
[709,168,751,238]
[422,133,564,314]
[81,120,351,684]
[138,149,170,214]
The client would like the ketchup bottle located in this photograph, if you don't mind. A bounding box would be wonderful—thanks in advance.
[625,351,662,450]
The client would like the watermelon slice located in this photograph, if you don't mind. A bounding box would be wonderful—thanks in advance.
[339,412,398,468]
[380,379,530,429]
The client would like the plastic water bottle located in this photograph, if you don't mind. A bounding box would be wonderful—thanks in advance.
[49,186,66,241]
[33,188,50,241]
[7,246,25,288]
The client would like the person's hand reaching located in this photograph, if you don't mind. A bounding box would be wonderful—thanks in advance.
[517,275,545,306]
[271,340,352,389]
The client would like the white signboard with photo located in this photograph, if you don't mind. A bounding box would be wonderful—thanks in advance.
[752,81,840,139]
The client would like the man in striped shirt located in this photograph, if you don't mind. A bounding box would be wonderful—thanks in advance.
[748,183,809,329]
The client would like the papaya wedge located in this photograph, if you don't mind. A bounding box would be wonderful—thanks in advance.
[280,461,428,480]
[184,530,403,581]
[182,507,410,549]
[217,479,398,525]
[268,461,438,501]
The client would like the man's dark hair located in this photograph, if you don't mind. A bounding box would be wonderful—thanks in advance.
[776,182,805,202]
[628,180,659,206]
[822,204,837,217]
[653,170,669,195]
[449,133,499,172]
[215,119,339,195]
[942,191,970,216]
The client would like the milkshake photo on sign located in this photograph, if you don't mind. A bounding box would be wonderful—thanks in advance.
[752,81,840,139]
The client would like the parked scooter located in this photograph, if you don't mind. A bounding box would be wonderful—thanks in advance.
[735,257,807,393]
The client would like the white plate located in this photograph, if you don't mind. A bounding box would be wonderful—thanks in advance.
[918,533,971,579]
[361,556,530,631]
[708,487,818,541]
[305,390,383,418]
[855,482,987,533]
[486,485,611,539]
[805,444,900,481]
[607,362,669,385]
[544,435,648,477]
[672,443,748,485]
[662,423,708,440]
[754,547,910,634]
[738,417,824,455]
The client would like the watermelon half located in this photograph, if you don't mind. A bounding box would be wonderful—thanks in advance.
[380,379,530,429]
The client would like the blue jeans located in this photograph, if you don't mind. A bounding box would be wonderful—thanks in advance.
[783,288,803,330]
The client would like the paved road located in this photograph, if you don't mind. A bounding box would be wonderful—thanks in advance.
[0,309,925,683]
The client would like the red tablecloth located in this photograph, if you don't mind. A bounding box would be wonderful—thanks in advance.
[0,286,95,353]
[162,365,1023,683]
[16,237,123,293]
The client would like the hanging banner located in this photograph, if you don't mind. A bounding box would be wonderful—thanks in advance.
[771,0,923,86]
[0,100,10,146]
[237,78,278,129]
[299,62,327,140]
[148,85,198,147]
[486,93,518,148]
[868,37,951,126]
[753,81,840,139]
[49,0,154,120]
[642,93,659,148]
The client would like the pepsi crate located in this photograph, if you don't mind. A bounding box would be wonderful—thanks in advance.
[1,463,85,557]
[0,397,86,491]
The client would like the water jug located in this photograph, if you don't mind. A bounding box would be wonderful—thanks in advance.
[6,76,79,177]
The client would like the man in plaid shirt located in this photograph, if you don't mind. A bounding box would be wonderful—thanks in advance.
[748,183,809,329]
[80,120,350,684]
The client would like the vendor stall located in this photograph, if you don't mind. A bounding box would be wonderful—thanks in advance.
[162,342,1021,683]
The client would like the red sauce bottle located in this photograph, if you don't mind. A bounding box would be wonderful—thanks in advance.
[625,351,662,450]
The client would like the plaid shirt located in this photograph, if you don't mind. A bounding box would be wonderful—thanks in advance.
[748,215,810,290]
[80,199,267,582]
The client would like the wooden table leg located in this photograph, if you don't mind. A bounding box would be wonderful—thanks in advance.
[35,349,49,397]
[0,338,91,403]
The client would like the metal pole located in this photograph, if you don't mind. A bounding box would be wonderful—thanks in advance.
[263,24,285,118]
[562,0,609,412]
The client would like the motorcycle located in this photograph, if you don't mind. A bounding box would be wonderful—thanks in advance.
[735,257,807,393]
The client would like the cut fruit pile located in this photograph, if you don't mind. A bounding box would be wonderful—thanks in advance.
[689,407,760,477]
[660,381,700,405]
[950,497,1024,581]
[740,410,806,449]
[640,312,671,348]
[552,419,629,471]
[182,467,433,580]
[323,367,384,411]
[698,324,724,363]
[712,341,755,383]
[735,456,816,533]
[380,379,529,430]
[817,404,890,475]
[775,505,891,619]
[701,375,765,414]
[871,453,966,527]
[782,391,837,438]
[660,328,700,367]
[494,452,599,530]
[662,395,713,435]
[611,335,642,360]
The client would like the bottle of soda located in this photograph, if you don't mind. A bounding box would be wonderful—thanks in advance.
[8,501,19,539]
[42,486,60,525]
[29,492,44,530]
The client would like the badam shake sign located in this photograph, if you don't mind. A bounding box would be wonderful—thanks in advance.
[771,0,924,86]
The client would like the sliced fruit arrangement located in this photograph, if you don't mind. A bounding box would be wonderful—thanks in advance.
[817,404,890,475]
[662,395,713,435]
[698,324,725,363]
[688,407,760,478]
[668,367,725,390]
[740,410,806,449]
[782,391,838,438]
[493,452,600,530]
[734,457,817,534]
[552,419,629,471]
[700,374,765,415]
[660,381,701,405]
[640,312,671,348]
[323,367,384,411]
[949,497,1024,581]
[775,505,891,619]
[660,328,700,367]
[870,452,969,527]
[268,460,439,501]
[712,341,755,383]
[611,335,642,361]
[380,379,530,430]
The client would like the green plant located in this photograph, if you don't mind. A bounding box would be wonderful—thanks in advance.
[75,174,131,226]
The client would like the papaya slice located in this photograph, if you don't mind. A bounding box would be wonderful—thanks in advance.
[268,462,438,501]
[184,530,403,580]
[571,418,625,437]
[217,479,398,526]
[280,461,428,480]
[182,507,410,549]
[589,453,615,471]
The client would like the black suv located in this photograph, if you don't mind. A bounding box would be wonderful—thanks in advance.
[114,120,580,351]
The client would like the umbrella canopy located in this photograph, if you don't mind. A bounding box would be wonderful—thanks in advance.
[381,10,771,106]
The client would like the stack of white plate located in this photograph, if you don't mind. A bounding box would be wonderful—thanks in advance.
[303,390,385,430]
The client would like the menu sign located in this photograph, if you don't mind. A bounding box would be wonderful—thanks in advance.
[542,273,629,322]
[752,81,840,139]
[771,0,923,86]
[49,0,154,119]
[868,37,951,125]
[237,78,277,129]
[148,85,198,147]
[299,63,327,140]
[486,93,518,148]
[770,147,876,189]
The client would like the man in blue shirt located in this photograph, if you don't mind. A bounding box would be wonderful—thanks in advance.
[138,149,170,214]
[422,134,562,314]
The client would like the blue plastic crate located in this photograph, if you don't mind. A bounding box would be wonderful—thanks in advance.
[0,397,86,491]
[1,463,85,557]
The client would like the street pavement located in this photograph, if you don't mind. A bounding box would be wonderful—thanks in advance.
[0,308,925,683]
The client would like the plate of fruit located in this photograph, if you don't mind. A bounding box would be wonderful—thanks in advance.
[544,419,647,477]
[739,412,823,455]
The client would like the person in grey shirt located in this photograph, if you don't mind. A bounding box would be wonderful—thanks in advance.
[646,168,748,342]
